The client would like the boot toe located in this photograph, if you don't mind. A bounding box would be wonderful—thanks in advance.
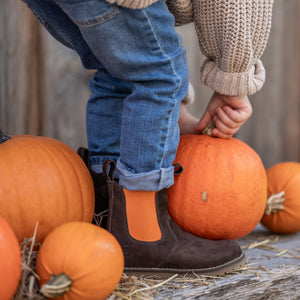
[159,225,245,275]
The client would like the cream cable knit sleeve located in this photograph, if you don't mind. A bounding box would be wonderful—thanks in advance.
[196,0,274,96]
[166,0,193,26]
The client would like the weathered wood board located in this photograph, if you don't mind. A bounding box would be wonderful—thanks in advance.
[154,224,300,299]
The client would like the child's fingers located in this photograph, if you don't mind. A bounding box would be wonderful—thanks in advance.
[213,116,238,137]
[211,126,240,139]
[213,107,246,137]
[215,107,240,129]
[195,111,212,132]
[211,127,228,138]
[223,106,252,124]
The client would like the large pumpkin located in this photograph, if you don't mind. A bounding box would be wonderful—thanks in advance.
[0,130,94,243]
[168,135,267,240]
[0,215,22,300]
[261,162,300,234]
[36,222,124,300]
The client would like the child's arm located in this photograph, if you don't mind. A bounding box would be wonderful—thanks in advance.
[166,0,193,26]
[196,0,274,96]
[194,0,273,137]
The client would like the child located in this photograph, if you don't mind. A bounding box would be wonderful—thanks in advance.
[23,0,273,275]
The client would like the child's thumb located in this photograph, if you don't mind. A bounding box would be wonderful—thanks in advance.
[195,112,212,132]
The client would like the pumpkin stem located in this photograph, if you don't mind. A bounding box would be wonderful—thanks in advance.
[40,273,73,298]
[0,129,11,144]
[265,190,285,215]
[202,120,216,137]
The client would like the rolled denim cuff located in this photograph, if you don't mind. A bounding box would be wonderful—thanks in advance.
[116,160,175,191]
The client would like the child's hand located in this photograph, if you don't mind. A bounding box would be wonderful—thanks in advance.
[195,92,253,139]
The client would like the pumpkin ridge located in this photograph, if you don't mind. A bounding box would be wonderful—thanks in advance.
[37,223,77,281]
[30,138,72,237]
[267,162,300,197]
[277,173,299,198]
[0,216,22,300]
[36,139,75,220]
[25,139,54,236]
[282,175,300,214]
[48,139,94,221]
[10,165,24,241]
[2,138,42,241]
[52,141,84,218]
[34,138,93,223]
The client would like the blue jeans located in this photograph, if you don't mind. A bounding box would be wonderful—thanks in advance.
[23,0,189,190]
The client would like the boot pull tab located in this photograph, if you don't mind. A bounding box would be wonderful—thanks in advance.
[77,147,91,169]
[173,164,183,175]
[102,159,116,182]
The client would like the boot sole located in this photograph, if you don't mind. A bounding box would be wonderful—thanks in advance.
[124,250,246,278]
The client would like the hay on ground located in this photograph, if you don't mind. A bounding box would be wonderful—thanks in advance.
[13,225,300,300]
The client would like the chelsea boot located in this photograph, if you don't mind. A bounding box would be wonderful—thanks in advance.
[103,160,246,276]
[77,147,110,228]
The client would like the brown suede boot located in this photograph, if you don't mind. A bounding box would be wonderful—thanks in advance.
[77,147,110,228]
[103,160,246,276]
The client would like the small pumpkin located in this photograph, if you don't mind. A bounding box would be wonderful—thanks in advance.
[0,130,95,243]
[168,135,267,240]
[261,161,300,234]
[0,215,22,300]
[36,222,124,300]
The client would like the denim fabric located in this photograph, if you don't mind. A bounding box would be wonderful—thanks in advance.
[23,0,189,191]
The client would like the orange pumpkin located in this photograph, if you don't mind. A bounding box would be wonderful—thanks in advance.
[168,135,267,240]
[36,222,124,300]
[261,162,300,234]
[0,215,22,300]
[0,130,94,243]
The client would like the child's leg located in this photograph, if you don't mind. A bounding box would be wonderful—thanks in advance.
[86,67,131,172]
[23,0,189,187]
[51,0,189,190]
[69,1,188,243]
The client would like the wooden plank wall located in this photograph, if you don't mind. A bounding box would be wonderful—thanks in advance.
[0,1,42,135]
[0,0,90,149]
[1,0,300,169]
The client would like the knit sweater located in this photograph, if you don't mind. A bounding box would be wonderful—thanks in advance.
[106,0,274,96]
